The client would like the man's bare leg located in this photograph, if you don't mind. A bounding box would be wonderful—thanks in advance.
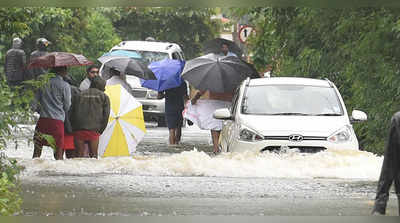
[75,139,86,158]
[32,145,42,158]
[169,128,177,144]
[54,147,64,160]
[33,133,42,158]
[175,127,182,144]
[211,130,221,154]
[88,139,99,158]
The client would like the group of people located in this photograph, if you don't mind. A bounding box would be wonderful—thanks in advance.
[4,37,51,86]
[33,65,110,160]
[4,37,113,160]
[4,36,399,215]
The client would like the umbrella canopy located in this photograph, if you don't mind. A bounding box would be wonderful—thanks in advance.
[181,54,257,93]
[141,59,185,91]
[202,38,243,58]
[241,59,261,79]
[102,57,156,80]
[27,52,93,68]
[98,84,146,157]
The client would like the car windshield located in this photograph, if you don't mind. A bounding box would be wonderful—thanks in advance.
[112,49,169,65]
[242,85,343,116]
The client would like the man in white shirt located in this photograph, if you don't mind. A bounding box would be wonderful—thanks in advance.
[79,65,99,91]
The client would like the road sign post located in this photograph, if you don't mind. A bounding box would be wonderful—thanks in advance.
[238,25,255,43]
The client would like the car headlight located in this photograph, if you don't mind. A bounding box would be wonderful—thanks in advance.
[239,126,264,142]
[146,90,159,99]
[328,125,352,143]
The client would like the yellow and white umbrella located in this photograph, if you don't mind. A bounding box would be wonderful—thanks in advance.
[99,84,146,157]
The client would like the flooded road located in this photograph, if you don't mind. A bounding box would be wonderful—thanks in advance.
[3,124,399,216]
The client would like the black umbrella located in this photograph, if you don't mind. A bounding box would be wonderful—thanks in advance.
[202,38,243,58]
[241,59,261,79]
[101,57,156,80]
[181,54,258,93]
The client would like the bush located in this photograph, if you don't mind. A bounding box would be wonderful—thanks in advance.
[0,156,23,216]
[0,73,50,216]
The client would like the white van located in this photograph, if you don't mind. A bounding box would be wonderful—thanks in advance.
[103,40,185,126]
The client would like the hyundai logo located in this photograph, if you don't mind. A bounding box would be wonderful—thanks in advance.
[288,134,304,142]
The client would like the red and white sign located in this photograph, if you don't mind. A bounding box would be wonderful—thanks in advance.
[238,25,255,43]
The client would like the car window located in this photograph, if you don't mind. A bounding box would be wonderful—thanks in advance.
[114,49,169,65]
[242,85,344,115]
[140,51,169,64]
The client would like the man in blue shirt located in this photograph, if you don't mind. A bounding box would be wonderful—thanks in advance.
[220,43,238,57]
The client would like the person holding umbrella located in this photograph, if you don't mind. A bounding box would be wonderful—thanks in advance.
[182,53,258,154]
[202,38,242,59]
[141,58,188,145]
[33,66,71,160]
[190,90,232,154]
[28,51,94,160]
[158,81,189,145]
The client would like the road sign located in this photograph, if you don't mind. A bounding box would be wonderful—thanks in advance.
[238,25,255,43]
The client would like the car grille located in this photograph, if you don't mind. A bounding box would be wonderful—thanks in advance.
[261,146,327,153]
[132,90,147,98]
[264,136,327,141]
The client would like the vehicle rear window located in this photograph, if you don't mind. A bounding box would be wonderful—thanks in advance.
[112,49,169,65]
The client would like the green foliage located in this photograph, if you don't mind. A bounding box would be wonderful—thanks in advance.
[38,134,56,152]
[102,7,220,59]
[0,171,22,216]
[0,71,51,216]
[239,7,400,154]
[0,153,24,216]
[0,8,121,83]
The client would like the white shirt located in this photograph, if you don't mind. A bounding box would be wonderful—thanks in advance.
[79,77,91,91]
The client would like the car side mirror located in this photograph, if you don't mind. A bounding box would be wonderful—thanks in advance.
[351,110,367,123]
[213,108,232,120]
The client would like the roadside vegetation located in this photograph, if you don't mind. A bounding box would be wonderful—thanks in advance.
[230,7,400,154]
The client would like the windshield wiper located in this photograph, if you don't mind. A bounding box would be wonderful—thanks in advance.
[314,113,342,116]
[268,112,312,116]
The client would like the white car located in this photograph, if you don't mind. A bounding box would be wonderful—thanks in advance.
[101,40,185,126]
[214,77,367,153]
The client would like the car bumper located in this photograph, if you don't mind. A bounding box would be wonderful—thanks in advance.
[138,99,165,114]
[227,138,359,153]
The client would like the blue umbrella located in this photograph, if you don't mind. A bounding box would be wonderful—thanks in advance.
[141,59,185,91]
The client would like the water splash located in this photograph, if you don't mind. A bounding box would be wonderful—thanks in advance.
[13,148,382,180]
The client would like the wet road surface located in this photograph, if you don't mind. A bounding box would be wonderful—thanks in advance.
[4,124,399,216]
